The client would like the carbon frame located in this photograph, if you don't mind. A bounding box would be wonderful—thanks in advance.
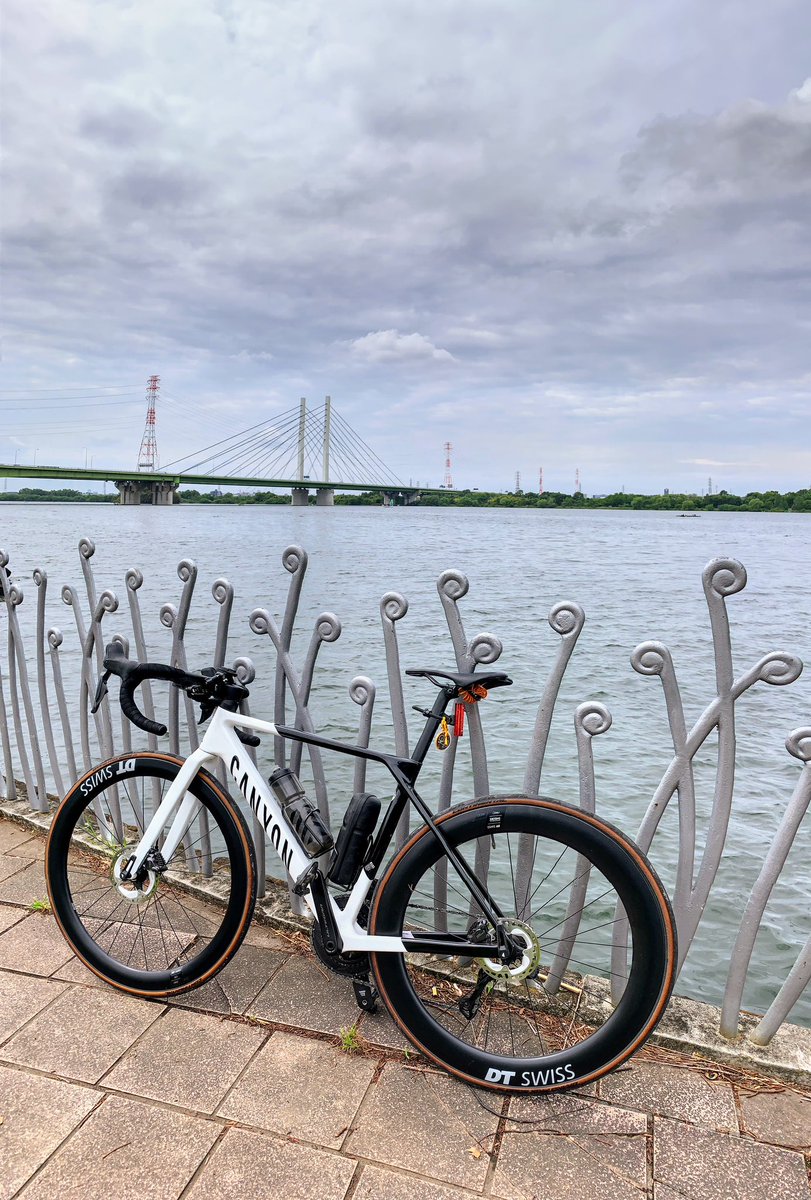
[123,700,506,958]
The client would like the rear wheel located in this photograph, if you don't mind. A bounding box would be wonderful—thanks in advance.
[46,753,256,996]
[370,795,676,1092]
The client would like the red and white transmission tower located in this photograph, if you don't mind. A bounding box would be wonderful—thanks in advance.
[137,375,160,471]
[443,441,454,489]
[575,467,581,494]
[538,467,544,494]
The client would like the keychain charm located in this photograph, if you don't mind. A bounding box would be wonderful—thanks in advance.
[436,716,451,750]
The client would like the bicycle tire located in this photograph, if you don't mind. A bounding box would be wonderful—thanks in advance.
[370,794,676,1093]
[46,752,256,997]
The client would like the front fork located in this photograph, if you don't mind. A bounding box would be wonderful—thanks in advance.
[119,749,215,880]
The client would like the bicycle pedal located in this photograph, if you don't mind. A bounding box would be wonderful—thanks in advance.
[292,862,319,897]
[352,978,378,1013]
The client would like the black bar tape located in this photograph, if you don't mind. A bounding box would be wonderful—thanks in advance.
[119,679,168,736]
[112,659,203,737]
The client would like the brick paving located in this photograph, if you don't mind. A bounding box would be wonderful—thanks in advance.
[0,817,809,1200]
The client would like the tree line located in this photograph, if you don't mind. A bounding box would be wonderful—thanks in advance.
[2,485,810,512]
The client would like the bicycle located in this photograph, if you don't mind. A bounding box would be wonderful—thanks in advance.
[45,643,677,1093]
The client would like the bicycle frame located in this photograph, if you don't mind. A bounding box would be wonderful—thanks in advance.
[123,704,506,957]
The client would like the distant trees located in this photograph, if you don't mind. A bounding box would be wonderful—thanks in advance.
[3,484,811,513]
[0,487,113,503]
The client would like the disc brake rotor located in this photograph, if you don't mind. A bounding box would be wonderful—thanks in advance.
[111,852,158,903]
[476,919,541,983]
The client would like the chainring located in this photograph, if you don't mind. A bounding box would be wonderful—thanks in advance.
[311,893,371,978]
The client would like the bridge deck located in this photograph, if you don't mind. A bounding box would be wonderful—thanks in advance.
[0,464,448,495]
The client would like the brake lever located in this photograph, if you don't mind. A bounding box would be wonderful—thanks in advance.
[91,670,111,714]
[197,698,217,725]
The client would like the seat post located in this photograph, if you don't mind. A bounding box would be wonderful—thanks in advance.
[410,685,456,767]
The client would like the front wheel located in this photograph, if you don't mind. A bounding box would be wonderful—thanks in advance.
[46,752,256,996]
[370,795,676,1093]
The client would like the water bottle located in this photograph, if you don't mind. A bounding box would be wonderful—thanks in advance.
[268,767,334,858]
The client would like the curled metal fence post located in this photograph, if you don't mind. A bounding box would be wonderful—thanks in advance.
[211,578,236,792]
[349,676,376,794]
[681,560,743,950]
[47,629,77,786]
[124,569,161,824]
[163,559,200,753]
[274,546,308,768]
[515,601,585,923]
[630,642,695,921]
[62,583,94,773]
[233,654,267,899]
[614,561,802,1000]
[212,579,234,667]
[82,590,119,764]
[721,727,811,1039]
[522,601,586,796]
[542,702,612,995]
[437,570,500,801]
[33,569,66,798]
[125,569,160,751]
[160,560,212,873]
[289,612,341,804]
[380,591,410,846]
[250,607,329,820]
[3,563,47,810]
[0,554,17,799]
[0,652,15,799]
[436,570,503,909]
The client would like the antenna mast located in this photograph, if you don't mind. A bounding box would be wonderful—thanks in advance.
[443,441,454,489]
[137,375,160,471]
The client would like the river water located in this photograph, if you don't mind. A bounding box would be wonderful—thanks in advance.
[1,501,810,1024]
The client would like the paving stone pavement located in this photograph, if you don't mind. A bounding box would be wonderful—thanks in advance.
[0,817,809,1200]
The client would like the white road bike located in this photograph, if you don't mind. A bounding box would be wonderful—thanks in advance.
[46,643,676,1093]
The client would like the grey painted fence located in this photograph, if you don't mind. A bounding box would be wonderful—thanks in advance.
[0,539,809,1043]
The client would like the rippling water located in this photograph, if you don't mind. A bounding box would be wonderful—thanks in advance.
[2,501,810,1024]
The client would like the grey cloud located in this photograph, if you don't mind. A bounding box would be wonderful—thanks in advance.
[79,102,162,149]
[2,0,811,493]
[621,88,811,197]
[104,160,208,214]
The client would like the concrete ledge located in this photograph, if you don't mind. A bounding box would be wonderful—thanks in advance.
[2,794,809,1087]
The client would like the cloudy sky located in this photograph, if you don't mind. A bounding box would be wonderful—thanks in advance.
[2,0,810,494]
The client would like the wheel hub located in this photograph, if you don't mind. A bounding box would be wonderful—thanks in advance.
[476,919,541,983]
[111,853,158,903]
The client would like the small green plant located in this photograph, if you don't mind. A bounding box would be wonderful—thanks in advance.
[29,898,51,914]
[338,1023,363,1055]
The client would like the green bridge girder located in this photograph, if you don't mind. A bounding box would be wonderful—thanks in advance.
[0,463,448,496]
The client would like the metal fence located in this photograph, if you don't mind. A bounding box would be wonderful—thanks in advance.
[0,539,809,1043]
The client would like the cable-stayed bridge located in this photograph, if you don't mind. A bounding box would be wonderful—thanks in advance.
[0,396,442,507]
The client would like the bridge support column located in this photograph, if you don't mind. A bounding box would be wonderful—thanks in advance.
[315,488,334,507]
[115,481,141,506]
[291,487,310,507]
[152,482,176,505]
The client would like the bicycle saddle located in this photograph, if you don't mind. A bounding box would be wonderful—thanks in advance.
[405,667,512,691]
